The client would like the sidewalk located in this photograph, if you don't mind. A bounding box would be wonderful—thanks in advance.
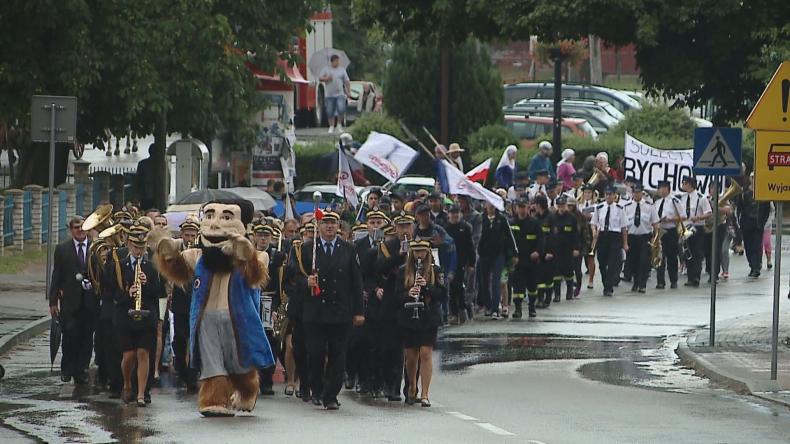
[677,308,790,407]
[0,260,50,356]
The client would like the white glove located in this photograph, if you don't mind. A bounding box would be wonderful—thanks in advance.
[81,279,93,291]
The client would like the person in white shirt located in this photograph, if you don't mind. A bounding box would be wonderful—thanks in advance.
[622,184,659,293]
[680,176,712,286]
[591,186,629,296]
[653,180,685,289]
[528,169,550,201]
[319,54,351,134]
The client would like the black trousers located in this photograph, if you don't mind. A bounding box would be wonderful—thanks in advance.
[596,232,623,293]
[98,317,121,392]
[260,329,279,388]
[290,318,309,394]
[60,307,94,377]
[448,267,466,317]
[345,324,369,389]
[686,228,705,283]
[363,320,384,391]
[172,309,190,381]
[305,321,352,404]
[378,319,403,396]
[626,234,651,289]
[743,227,763,273]
[657,229,679,285]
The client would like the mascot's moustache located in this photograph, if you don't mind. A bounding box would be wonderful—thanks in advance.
[202,246,236,273]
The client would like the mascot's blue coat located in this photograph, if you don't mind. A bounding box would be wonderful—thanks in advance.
[188,256,275,370]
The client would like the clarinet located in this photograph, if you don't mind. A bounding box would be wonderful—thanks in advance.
[404,258,425,319]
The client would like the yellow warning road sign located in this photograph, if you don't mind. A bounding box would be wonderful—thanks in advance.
[746,61,790,131]
[754,130,790,201]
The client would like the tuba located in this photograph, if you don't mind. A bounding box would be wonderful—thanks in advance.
[587,168,604,187]
[82,204,114,233]
[649,227,665,268]
[704,180,742,233]
[671,198,694,261]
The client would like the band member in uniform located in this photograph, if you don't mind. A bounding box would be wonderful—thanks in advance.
[171,218,199,390]
[566,197,588,298]
[396,239,444,407]
[49,216,93,385]
[301,210,365,410]
[591,187,629,296]
[510,197,543,318]
[528,169,550,200]
[550,195,581,302]
[376,213,414,401]
[284,229,310,401]
[623,184,659,293]
[252,223,282,395]
[653,181,684,289]
[444,205,475,324]
[680,176,712,287]
[112,224,163,406]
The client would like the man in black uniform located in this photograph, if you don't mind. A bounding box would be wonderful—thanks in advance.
[300,210,365,410]
[550,195,581,302]
[352,209,388,397]
[444,205,474,324]
[510,198,543,318]
[735,174,770,277]
[376,213,414,400]
[532,195,555,308]
[171,219,199,390]
[253,223,286,395]
[284,231,310,401]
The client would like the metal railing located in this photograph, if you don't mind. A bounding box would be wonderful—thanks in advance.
[75,183,85,217]
[58,192,68,240]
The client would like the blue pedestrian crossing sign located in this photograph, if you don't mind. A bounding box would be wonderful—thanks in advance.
[693,127,742,176]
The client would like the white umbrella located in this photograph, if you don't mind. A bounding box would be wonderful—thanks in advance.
[225,187,277,211]
[308,48,351,78]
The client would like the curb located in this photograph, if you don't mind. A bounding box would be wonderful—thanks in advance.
[675,342,790,409]
[0,316,50,357]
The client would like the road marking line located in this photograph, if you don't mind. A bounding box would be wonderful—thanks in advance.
[475,422,515,436]
[526,441,548,444]
[446,411,478,421]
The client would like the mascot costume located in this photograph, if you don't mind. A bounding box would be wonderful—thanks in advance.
[153,199,275,417]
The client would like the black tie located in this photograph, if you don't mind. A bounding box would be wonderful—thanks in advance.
[77,242,85,267]
[686,195,691,218]
[325,242,332,257]
[658,199,665,218]
[604,206,611,231]
[634,204,641,227]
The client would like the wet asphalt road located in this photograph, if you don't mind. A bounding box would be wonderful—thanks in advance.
[1,256,789,442]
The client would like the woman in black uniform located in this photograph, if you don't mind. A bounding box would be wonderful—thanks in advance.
[115,226,161,406]
[396,239,444,407]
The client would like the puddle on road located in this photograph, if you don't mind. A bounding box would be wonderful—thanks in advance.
[436,334,710,393]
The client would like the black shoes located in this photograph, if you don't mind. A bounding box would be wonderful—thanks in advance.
[670,282,678,289]
[656,283,665,289]
[74,371,89,385]
[528,310,537,318]
[324,400,340,410]
[512,300,523,319]
[260,385,275,395]
[748,270,761,278]
[638,288,646,293]
[684,281,700,287]
[312,396,322,406]
[631,284,638,292]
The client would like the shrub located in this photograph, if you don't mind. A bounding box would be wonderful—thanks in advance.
[466,124,519,154]
[349,112,406,142]
[293,141,338,187]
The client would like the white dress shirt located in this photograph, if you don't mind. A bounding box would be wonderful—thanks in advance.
[682,191,712,227]
[591,202,629,233]
[528,183,547,200]
[654,195,685,230]
[623,200,659,235]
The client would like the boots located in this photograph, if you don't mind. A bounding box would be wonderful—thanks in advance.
[552,282,561,303]
[566,281,575,300]
[512,298,523,319]
[528,295,537,317]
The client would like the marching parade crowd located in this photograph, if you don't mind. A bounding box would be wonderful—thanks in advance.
[47,141,776,414]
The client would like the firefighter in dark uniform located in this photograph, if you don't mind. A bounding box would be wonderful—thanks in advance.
[653,180,685,289]
[532,195,556,308]
[550,195,581,302]
[375,213,414,401]
[734,174,771,278]
[623,184,659,293]
[591,186,630,296]
[510,197,543,318]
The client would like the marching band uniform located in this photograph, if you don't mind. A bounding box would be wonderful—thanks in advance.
[654,181,685,289]
[623,185,659,292]
[254,224,285,395]
[284,237,311,401]
[591,188,629,296]
[681,177,712,286]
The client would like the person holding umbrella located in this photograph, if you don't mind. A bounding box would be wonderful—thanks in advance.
[319,54,351,134]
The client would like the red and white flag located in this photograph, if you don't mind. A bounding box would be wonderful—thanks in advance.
[441,160,504,211]
[337,148,359,208]
[465,158,491,183]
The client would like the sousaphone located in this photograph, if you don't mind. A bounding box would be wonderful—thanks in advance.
[82,204,114,232]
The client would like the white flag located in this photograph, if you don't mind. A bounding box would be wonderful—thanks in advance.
[337,148,359,208]
[441,160,504,211]
[355,131,418,183]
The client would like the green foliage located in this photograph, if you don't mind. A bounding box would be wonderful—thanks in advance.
[349,113,406,142]
[334,3,390,83]
[293,142,338,187]
[466,124,519,154]
[383,40,503,145]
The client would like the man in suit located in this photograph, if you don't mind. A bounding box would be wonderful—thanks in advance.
[300,210,364,410]
[49,216,93,384]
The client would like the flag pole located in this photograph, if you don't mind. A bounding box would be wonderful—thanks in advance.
[399,120,436,159]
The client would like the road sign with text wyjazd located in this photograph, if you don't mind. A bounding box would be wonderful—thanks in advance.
[693,127,742,176]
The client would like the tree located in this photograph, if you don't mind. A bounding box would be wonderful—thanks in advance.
[332,3,390,83]
[384,41,503,149]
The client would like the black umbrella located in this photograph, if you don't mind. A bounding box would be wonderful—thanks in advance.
[176,189,240,205]
[49,316,61,372]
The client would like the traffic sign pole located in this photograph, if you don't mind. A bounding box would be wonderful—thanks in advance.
[709,178,719,346]
[770,201,783,380]
[44,103,56,305]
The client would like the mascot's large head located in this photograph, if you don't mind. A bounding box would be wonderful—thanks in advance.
[200,199,254,272]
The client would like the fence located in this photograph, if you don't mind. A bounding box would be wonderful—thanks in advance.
[58,190,67,240]
[23,190,32,240]
[2,197,12,246]
[42,192,50,244]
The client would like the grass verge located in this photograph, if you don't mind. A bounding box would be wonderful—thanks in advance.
[0,247,47,274]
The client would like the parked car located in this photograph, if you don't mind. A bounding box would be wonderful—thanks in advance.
[345,81,383,124]
[294,182,363,204]
[504,115,598,149]
[503,82,642,112]
[504,98,623,134]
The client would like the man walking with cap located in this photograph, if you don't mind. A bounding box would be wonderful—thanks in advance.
[591,187,629,296]
[623,184,659,293]
[654,180,685,289]
[680,176,711,287]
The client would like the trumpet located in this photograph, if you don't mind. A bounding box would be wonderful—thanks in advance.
[404,258,425,320]
[649,227,665,268]
[128,256,150,321]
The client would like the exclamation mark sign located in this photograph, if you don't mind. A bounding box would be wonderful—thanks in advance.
[782,79,789,122]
